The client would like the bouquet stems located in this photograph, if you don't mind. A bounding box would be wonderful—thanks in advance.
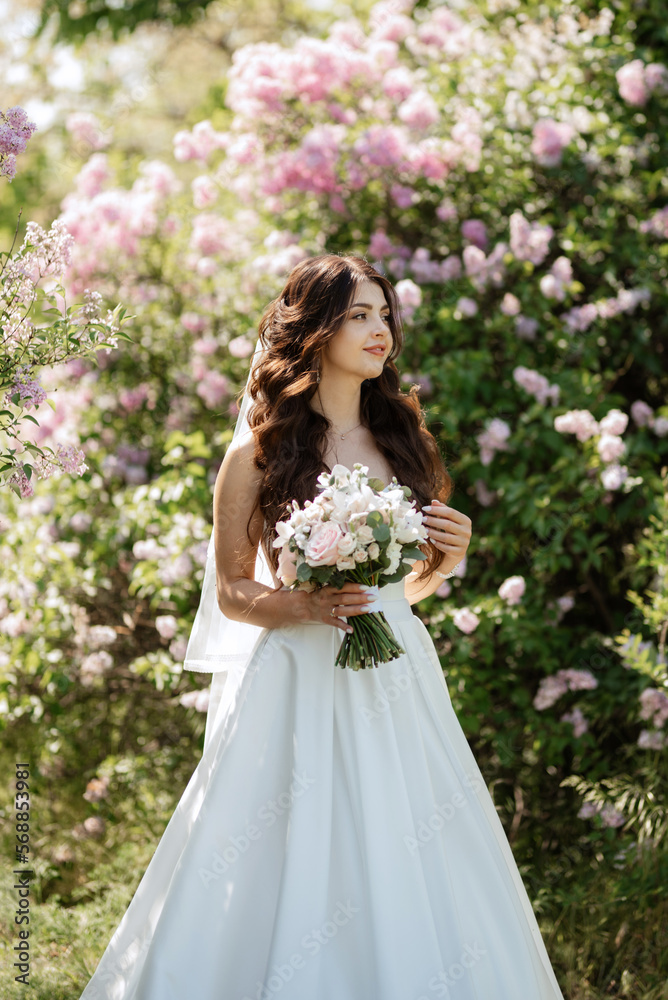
[335,573,406,670]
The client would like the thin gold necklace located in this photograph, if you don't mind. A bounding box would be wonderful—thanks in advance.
[338,421,362,440]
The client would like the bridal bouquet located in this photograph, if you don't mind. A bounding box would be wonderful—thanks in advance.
[272,463,429,670]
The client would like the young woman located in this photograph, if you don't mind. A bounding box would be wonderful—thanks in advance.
[79,254,565,999]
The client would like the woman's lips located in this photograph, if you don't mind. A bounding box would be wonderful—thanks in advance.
[364,348,385,356]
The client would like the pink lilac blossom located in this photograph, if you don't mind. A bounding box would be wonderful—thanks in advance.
[73,153,112,198]
[533,667,597,710]
[530,118,576,167]
[630,401,654,427]
[5,366,47,410]
[394,278,422,321]
[454,296,477,318]
[561,302,598,333]
[180,688,210,712]
[597,434,626,463]
[515,315,539,340]
[600,463,628,491]
[160,552,194,586]
[476,418,511,466]
[498,575,525,605]
[135,160,182,200]
[553,409,599,442]
[653,417,668,437]
[173,120,228,163]
[398,90,439,129]
[196,370,229,410]
[640,205,668,239]
[616,59,668,107]
[118,383,157,413]
[193,337,218,356]
[7,467,34,497]
[87,625,117,648]
[382,66,416,101]
[637,729,667,750]
[65,112,108,151]
[509,212,553,266]
[80,650,113,684]
[155,614,179,639]
[170,636,189,661]
[436,198,457,222]
[265,125,345,197]
[369,231,397,258]
[540,256,573,301]
[598,408,628,436]
[406,249,432,282]
[181,312,208,334]
[452,607,480,634]
[595,287,651,320]
[0,106,37,180]
[462,243,508,291]
[461,219,488,250]
[352,124,410,174]
[190,213,231,257]
[391,183,416,208]
[638,687,668,728]
[561,707,588,737]
[70,511,93,532]
[500,293,520,316]
[577,801,600,820]
[474,479,497,507]
[616,60,648,106]
[192,175,219,209]
[228,335,255,358]
[513,366,560,406]
[599,804,625,828]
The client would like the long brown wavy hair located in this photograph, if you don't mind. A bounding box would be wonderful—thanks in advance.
[239,253,454,586]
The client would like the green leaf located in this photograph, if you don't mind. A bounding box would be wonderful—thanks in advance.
[296,561,312,583]
[373,523,390,543]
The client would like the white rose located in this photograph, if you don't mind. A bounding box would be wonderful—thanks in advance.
[336,555,357,571]
[355,524,375,544]
[337,532,357,556]
[354,547,368,562]
[368,542,380,559]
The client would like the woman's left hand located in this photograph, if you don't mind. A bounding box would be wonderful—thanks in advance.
[421,499,472,567]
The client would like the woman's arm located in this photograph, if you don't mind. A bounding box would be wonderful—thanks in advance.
[213,431,306,629]
[404,499,472,606]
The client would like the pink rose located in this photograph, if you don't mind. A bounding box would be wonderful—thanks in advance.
[277,544,299,585]
[304,522,343,566]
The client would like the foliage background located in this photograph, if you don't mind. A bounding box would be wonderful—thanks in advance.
[1,0,667,997]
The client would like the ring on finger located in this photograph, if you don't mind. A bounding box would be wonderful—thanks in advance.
[330,605,337,617]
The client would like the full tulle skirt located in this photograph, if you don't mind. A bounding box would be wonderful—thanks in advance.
[79,580,564,1000]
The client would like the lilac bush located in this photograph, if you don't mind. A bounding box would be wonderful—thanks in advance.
[1,2,667,990]
[0,109,129,497]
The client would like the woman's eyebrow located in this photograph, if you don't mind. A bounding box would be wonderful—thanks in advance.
[349,301,391,310]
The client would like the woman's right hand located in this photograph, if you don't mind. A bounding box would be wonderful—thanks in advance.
[295,581,374,633]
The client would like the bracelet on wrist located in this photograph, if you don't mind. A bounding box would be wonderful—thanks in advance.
[434,560,462,580]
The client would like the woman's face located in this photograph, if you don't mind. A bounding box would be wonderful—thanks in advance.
[321,279,392,382]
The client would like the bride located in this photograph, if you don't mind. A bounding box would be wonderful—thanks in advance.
[79,253,565,999]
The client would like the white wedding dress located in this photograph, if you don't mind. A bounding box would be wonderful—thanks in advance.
[79,577,565,1000]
